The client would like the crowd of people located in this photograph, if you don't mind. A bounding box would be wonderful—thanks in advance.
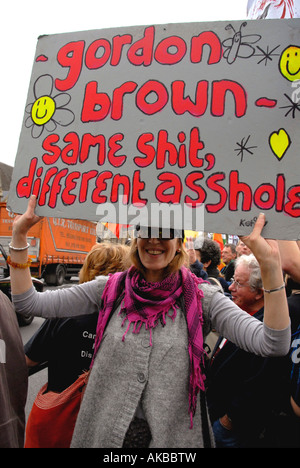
[1,0,299,450]
[189,234,300,447]
[1,194,299,448]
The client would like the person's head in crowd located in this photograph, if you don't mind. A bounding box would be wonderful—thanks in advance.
[236,240,252,257]
[221,243,237,265]
[130,226,188,281]
[229,254,264,313]
[79,242,131,284]
[198,239,222,274]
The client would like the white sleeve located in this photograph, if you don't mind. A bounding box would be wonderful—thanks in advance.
[12,276,108,319]
[210,291,291,357]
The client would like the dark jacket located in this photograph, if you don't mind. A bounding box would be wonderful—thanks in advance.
[206,308,293,447]
[0,292,28,447]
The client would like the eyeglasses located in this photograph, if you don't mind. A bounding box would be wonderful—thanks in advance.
[135,225,184,240]
[230,277,249,289]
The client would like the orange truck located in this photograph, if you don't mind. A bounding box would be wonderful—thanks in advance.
[0,202,97,285]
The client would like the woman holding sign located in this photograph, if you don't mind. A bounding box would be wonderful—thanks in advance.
[9,195,290,448]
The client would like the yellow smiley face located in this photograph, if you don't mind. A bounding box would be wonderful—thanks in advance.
[279,45,300,82]
[31,96,56,126]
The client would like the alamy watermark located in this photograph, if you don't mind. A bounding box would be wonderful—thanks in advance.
[0,339,6,364]
[95,199,205,239]
[291,79,300,103]
[291,338,300,365]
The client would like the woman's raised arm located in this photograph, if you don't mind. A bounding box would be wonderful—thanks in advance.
[240,213,289,331]
[9,195,42,295]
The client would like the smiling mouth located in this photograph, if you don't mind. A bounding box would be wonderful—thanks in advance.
[35,109,48,121]
[286,61,300,75]
[146,249,163,255]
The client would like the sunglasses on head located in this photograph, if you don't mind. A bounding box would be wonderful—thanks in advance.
[135,225,184,240]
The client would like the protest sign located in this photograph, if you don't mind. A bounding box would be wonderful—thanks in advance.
[8,19,300,239]
[247,0,300,19]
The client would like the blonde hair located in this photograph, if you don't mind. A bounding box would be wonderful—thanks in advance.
[79,242,131,284]
[129,238,188,278]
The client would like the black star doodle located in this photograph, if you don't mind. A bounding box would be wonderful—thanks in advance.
[255,44,280,65]
[234,135,258,162]
[280,93,300,118]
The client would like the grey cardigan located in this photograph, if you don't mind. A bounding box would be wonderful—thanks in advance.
[13,278,290,448]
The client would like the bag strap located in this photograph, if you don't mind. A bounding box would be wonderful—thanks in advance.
[104,292,125,331]
[178,295,212,448]
[90,292,125,371]
[199,388,212,448]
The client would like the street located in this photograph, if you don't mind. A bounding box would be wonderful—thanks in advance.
[19,279,78,420]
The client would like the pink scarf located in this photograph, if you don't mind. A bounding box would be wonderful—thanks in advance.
[92,265,206,427]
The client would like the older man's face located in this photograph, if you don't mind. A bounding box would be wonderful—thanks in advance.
[229,264,261,313]
[222,246,235,265]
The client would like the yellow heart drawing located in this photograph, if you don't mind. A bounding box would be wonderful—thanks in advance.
[269,129,291,160]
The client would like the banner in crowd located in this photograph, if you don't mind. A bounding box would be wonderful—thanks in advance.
[8,19,300,239]
[247,0,300,19]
